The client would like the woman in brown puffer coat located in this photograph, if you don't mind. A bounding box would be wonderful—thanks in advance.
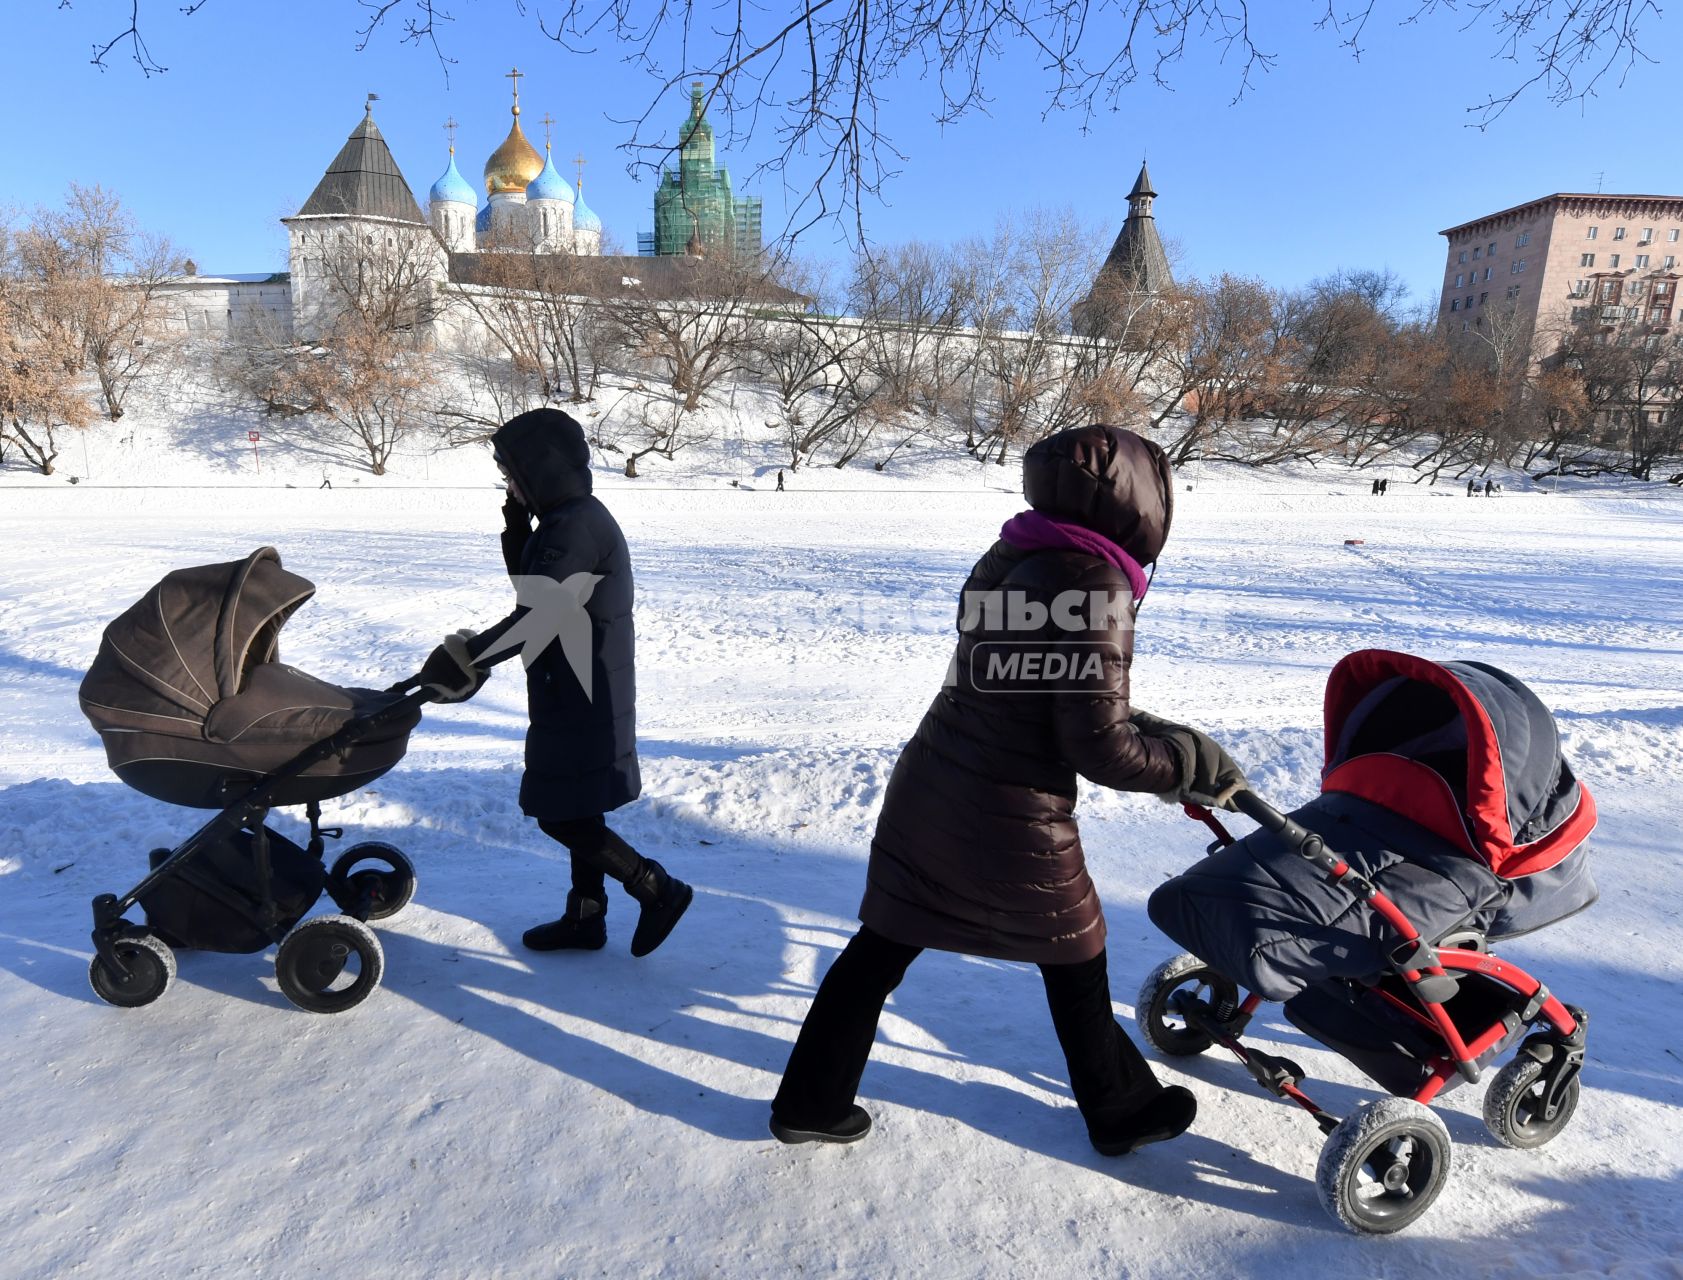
[770,424,1245,1153]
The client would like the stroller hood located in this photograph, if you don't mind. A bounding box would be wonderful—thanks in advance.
[81,547,314,726]
[1324,650,1596,878]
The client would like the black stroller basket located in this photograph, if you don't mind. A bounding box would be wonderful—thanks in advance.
[80,548,435,1014]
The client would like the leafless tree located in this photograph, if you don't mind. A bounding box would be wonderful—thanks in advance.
[10,184,181,422]
[1150,273,1277,464]
[0,221,99,474]
[83,3,1658,230]
[230,225,444,473]
[849,242,971,416]
[602,251,776,412]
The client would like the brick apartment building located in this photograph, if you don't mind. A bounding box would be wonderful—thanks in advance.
[1439,193,1683,356]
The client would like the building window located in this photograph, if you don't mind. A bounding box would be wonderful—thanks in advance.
[1630,281,1647,299]
[1466,295,1475,309]
[1455,273,1464,287]
[1614,226,1627,240]
[1641,228,1654,243]
[1651,307,1672,325]
[1450,298,1461,311]
[1655,281,1674,299]
[1458,250,1468,264]
[1511,259,1526,273]
[1570,280,1589,297]
[1488,242,1497,255]
[1610,254,1622,268]
[1666,255,1676,269]
[1601,281,1621,301]
[1508,284,1522,299]
[1485,267,1494,282]
[1472,247,1482,260]
[1478,292,1488,306]
[1670,229,1681,242]
[1581,252,1596,267]
[1636,254,1651,268]
[1516,231,1531,247]
[1625,306,1641,321]
[1586,226,1599,240]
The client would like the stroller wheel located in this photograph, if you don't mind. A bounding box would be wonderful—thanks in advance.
[88,933,176,1008]
[1317,1098,1452,1235]
[329,843,417,922]
[1483,1054,1581,1149]
[1136,954,1239,1056]
[275,915,384,1014]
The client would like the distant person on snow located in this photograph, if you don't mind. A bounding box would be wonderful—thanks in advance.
[1484,479,1494,497]
[776,469,786,491]
[1467,478,1478,497]
[418,408,693,958]
[769,424,1244,1154]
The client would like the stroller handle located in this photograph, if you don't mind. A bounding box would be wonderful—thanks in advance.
[1231,790,1347,880]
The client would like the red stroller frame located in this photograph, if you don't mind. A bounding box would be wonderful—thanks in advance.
[1141,792,1587,1235]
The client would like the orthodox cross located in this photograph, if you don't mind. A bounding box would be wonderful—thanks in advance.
[506,66,524,109]
[444,116,458,153]
[574,151,587,190]
[540,113,556,149]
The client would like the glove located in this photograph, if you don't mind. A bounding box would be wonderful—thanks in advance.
[500,496,534,575]
[419,629,490,703]
[1130,710,1248,811]
[502,494,533,533]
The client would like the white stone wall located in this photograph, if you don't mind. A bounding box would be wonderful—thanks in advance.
[154,279,293,339]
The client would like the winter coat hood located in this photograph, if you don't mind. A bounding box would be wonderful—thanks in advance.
[1022,425,1174,567]
[492,408,593,514]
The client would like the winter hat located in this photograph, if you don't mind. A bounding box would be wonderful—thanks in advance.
[1022,425,1175,567]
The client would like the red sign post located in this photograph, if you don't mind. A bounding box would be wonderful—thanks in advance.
[248,429,261,473]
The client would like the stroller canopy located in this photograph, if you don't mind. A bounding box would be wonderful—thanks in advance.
[1322,650,1596,879]
[88,546,314,723]
[81,547,420,809]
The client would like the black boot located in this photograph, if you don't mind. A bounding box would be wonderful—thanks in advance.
[769,1105,873,1145]
[522,890,608,952]
[624,858,693,957]
[1088,1085,1197,1156]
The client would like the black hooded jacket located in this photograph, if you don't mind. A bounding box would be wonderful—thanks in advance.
[858,425,1183,965]
[470,409,640,821]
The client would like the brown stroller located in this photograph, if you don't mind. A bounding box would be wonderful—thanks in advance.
[80,547,433,1013]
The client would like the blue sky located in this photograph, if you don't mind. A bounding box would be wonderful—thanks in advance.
[3,2,1677,304]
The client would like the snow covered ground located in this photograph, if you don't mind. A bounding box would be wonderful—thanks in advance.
[3,414,1683,1277]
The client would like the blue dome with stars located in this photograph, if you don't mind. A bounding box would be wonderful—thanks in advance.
[527,150,575,204]
[429,151,477,207]
[573,185,602,232]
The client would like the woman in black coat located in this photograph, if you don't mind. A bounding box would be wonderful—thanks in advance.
[420,408,692,957]
[769,425,1245,1153]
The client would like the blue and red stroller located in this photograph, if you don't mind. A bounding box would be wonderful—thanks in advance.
[1139,649,1597,1234]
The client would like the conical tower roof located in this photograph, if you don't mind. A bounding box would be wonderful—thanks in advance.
[1097,161,1172,294]
[297,105,427,223]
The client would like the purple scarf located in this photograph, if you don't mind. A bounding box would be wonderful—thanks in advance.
[1000,510,1151,601]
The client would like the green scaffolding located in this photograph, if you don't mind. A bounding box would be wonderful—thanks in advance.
[652,85,763,257]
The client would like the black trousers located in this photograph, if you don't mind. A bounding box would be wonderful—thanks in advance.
[772,925,1161,1131]
[537,816,644,899]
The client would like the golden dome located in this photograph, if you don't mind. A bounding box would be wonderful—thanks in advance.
[484,114,544,194]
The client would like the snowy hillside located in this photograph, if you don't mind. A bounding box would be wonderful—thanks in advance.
[2,391,1682,1277]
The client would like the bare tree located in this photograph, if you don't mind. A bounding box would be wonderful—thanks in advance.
[84,4,1657,229]
[1151,274,1278,464]
[603,251,775,412]
[450,235,605,404]
[849,242,971,415]
[11,184,181,422]
[0,222,98,474]
[232,224,444,473]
